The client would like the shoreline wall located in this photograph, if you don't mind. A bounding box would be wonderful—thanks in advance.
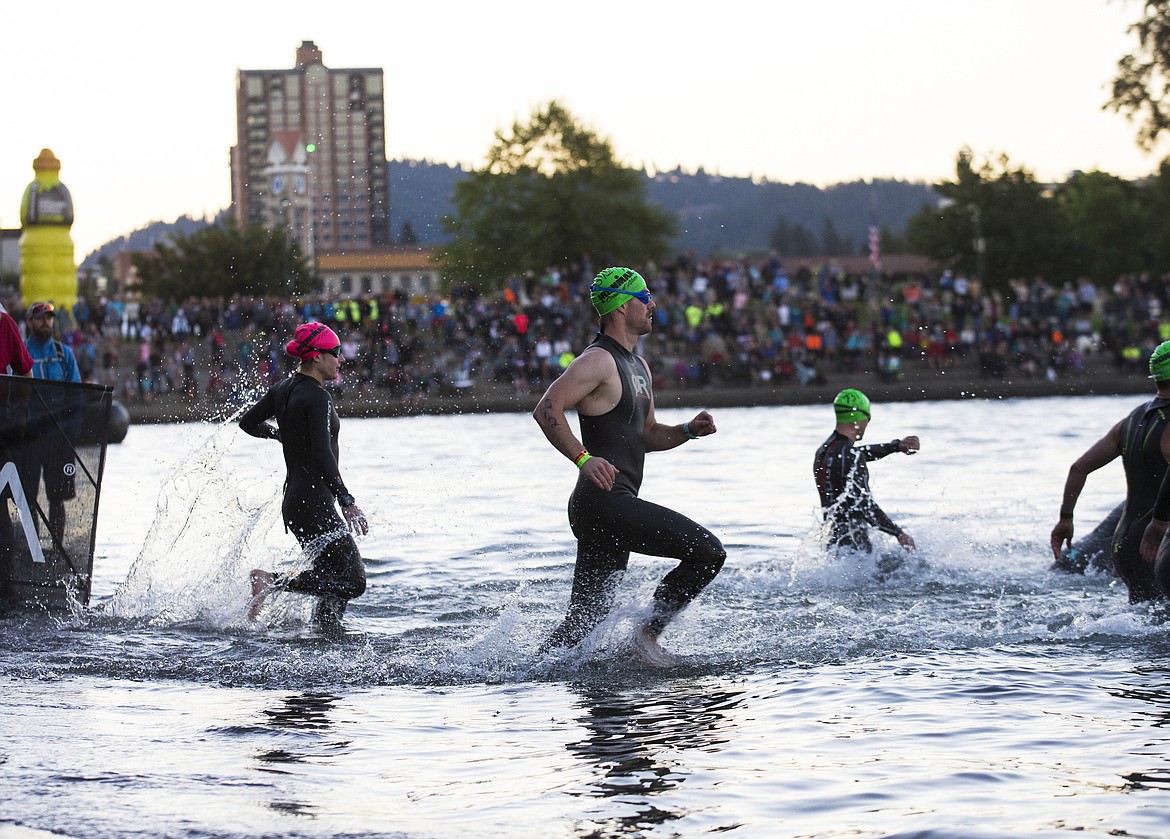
[122,365,1151,425]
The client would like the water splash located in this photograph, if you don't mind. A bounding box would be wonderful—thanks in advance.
[103,416,302,629]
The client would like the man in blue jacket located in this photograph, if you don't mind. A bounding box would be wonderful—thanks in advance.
[23,302,80,546]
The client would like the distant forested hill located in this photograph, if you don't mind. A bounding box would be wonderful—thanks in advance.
[85,161,938,266]
[388,161,938,257]
[82,210,232,268]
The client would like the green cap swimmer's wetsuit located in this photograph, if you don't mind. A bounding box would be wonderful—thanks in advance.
[1114,396,1170,602]
[541,333,726,651]
[813,432,906,552]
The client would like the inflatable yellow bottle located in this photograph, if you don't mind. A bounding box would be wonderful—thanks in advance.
[19,148,76,311]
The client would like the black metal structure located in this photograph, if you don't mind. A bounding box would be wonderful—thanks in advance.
[0,375,112,607]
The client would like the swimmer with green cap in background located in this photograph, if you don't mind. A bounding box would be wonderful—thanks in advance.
[1053,339,1170,603]
[813,388,919,555]
[532,266,726,666]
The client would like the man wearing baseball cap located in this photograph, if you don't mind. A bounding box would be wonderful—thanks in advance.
[20,302,81,546]
[1052,340,1170,602]
[25,303,80,384]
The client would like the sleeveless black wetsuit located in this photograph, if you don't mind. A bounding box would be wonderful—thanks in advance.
[239,373,366,620]
[1114,396,1170,602]
[544,334,726,650]
[813,431,904,552]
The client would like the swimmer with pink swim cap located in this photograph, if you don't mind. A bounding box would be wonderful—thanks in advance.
[239,321,368,630]
[286,321,342,361]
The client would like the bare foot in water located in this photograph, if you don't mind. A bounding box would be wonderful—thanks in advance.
[630,625,677,668]
[248,570,276,620]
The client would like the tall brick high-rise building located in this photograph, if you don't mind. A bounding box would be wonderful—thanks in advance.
[230,41,390,259]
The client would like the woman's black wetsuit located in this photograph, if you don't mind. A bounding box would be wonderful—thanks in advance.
[813,431,904,552]
[239,373,366,620]
[544,334,726,650]
[1115,396,1170,602]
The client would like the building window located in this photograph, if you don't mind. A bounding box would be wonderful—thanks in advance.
[340,275,353,294]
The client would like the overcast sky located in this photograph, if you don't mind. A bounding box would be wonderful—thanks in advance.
[1,0,1160,257]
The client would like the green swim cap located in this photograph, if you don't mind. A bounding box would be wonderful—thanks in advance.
[1151,340,1170,381]
[589,267,647,317]
[833,388,872,423]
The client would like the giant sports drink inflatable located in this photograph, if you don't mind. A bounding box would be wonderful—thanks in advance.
[19,148,76,310]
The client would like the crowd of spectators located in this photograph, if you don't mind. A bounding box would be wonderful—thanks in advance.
[8,253,1169,406]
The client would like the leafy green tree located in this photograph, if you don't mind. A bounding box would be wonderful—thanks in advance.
[132,223,315,299]
[1135,159,1170,269]
[440,101,677,290]
[1054,170,1145,282]
[1109,1,1170,150]
[904,148,1065,290]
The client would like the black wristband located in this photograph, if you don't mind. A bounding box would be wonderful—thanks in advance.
[338,493,356,508]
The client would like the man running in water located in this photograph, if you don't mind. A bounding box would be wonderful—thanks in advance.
[533,267,726,665]
[813,389,919,553]
[1052,340,1170,603]
[240,322,369,628]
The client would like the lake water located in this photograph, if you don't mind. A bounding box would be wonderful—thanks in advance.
[3,393,1170,839]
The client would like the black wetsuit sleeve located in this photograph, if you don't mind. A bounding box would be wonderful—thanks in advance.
[239,389,281,441]
[857,440,901,461]
[305,389,349,501]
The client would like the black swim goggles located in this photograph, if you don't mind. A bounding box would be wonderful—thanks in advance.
[592,286,653,304]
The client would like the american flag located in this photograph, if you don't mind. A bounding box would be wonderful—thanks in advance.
[868,225,882,272]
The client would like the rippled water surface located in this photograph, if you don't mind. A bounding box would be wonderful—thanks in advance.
[4,394,1170,838]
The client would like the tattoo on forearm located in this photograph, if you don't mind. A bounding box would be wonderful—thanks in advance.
[538,398,559,428]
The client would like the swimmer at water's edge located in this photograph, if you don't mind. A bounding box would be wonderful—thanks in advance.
[533,267,726,666]
[813,388,918,554]
[239,321,369,627]
[1052,340,1170,603]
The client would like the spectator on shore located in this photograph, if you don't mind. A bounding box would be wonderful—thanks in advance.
[51,253,1169,406]
[22,302,80,545]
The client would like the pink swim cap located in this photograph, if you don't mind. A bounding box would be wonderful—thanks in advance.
[286,322,340,359]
